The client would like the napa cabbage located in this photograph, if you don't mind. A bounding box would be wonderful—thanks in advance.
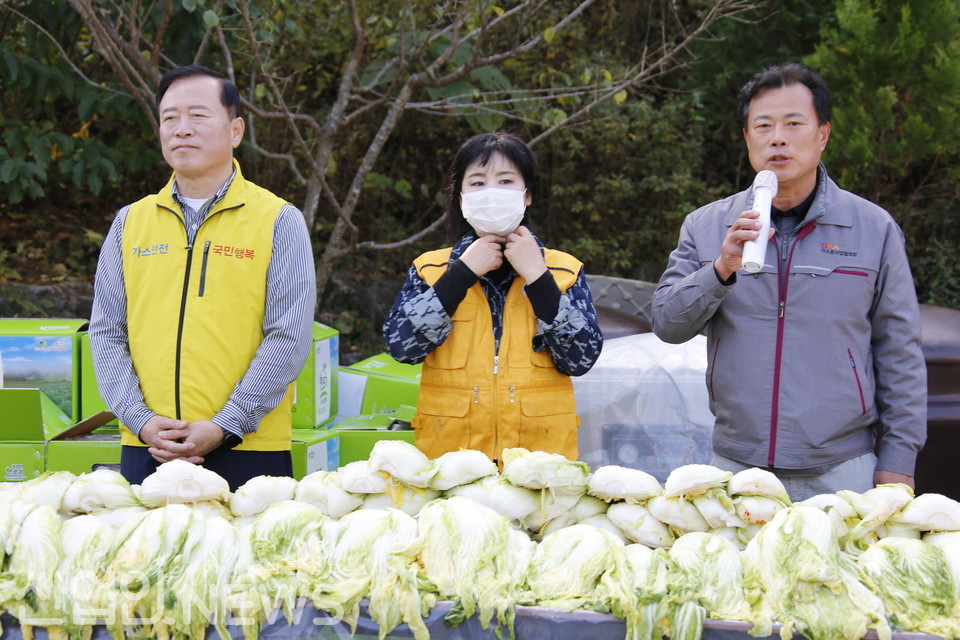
[59,469,140,514]
[664,532,751,640]
[857,537,959,638]
[138,460,230,507]
[606,502,675,549]
[588,466,663,503]
[229,475,298,518]
[428,449,497,491]
[295,470,364,518]
[367,440,436,488]
[663,465,732,499]
[742,505,890,640]
[310,508,426,640]
[418,496,534,639]
[444,475,540,526]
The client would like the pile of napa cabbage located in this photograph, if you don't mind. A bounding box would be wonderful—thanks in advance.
[0,445,958,640]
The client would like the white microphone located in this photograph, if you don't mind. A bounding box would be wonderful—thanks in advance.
[741,170,778,273]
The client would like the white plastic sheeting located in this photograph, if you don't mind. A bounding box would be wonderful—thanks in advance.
[574,333,715,481]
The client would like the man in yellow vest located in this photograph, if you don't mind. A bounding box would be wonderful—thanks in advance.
[89,65,316,489]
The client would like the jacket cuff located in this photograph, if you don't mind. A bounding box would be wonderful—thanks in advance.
[714,266,737,286]
[432,259,478,316]
[524,270,562,323]
[219,426,243,449]
[124,407,157,443]
[876,442,921,478]
[213,403,253,436]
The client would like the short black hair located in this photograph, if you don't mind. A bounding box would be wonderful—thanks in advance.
[738,63,831,129]
[156,65,242,119]
[444,131,539,243]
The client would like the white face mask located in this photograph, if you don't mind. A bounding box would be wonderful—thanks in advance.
[460,188,527,237]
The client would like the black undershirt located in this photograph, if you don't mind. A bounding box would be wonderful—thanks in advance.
[772,187,817,239]
[433,258,562,323]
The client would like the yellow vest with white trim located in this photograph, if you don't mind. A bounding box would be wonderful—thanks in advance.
[412,247,582,461]
[120,162,292,450]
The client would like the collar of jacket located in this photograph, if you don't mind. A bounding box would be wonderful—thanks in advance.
[725,163,854,230]
[448,231,548,261]
[155,158,246,220]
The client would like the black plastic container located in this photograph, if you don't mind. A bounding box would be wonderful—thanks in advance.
[914,304,960,499]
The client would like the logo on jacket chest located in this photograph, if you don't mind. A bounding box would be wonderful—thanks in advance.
[130,243,170,257]
[129,243,257,260]
[211,244,256,260]
[820,242,858,258]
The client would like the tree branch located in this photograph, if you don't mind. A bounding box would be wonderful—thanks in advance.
[530,0,758,146]
[0,2,129,99]
[67,0,159,130]
[357,212,446,251]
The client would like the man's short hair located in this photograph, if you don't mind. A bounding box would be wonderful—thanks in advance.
[156,65,242,119]
[737,63,832,129]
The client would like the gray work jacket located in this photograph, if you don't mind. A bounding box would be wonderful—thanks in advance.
[652,165,926,475]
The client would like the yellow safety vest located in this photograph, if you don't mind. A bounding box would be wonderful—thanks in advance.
[120,161,292,450]
[412,247,583,460]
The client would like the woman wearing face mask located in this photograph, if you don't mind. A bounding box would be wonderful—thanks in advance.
[382,132,603,462]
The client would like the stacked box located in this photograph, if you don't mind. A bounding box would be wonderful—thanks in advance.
[290,427,340,479]
[0,318,88,423]
[78,332,115,423]
[0,388,119,481]
[337,352,421,418]
[327,409,416,465]
[291,322,340,428]
[46,415,121,475]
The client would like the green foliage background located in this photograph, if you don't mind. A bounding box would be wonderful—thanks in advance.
[1,0,958,358]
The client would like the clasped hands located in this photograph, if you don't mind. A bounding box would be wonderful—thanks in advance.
[139,415,225,464]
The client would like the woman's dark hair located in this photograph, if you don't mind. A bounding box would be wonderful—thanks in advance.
[156,65,243,119]
[737,63,831,129]
[444,132,539,243]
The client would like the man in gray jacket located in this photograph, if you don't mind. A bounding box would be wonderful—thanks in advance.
[651,63,926,501]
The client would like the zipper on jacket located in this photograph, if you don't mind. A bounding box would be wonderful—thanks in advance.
[198,240,211,297]
[167,199,242,421]
[473,386,480,403]
[174,241,195,420]
[848,349,868,414]
[767,221,816,467]
[509,386,516,403]
[493,355,499,375]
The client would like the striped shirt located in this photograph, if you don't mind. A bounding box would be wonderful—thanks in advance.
[89,170,316,441]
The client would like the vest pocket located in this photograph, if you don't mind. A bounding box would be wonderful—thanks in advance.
[517,387,580,459]
[530,348,555,368]
[198,240,212,297]
[413,386,483,458]
[430,303,478,370]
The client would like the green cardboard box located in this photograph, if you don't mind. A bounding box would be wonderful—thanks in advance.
[328,410,416,465]
[0,318,88,422]
[338,352,421,417]
[46,415,121,475]
[290,426,340,479]
[0,388,119,482]
[350,352,423,380]
[291,322,340,428]
[79,332,115,423]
